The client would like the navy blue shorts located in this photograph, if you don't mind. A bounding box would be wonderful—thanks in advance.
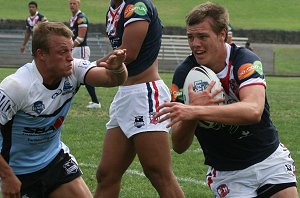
[17,150,82,198]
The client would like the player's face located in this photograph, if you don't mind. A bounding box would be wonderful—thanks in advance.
[69,0,80,14]
[28,4,37,16]
[43,35,74,79]
[187,17,226,68]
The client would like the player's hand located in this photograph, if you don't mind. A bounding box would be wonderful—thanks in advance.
[20,45,25,54]
[189,81,224,106]
[98,49,126,70]
[1,173,21,198]
[155,101,196,128]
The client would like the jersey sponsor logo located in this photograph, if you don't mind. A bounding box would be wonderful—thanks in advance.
[170,84,183,102]
[134,2,147,16]
[124,4,135,18]
[23,116,65,135]
[52,89,63,99]
[238,61,263,80]
[124,2,147,18]
[32,101,45,114]
[41,18,47,22]
[77,17,87,25]
[134,116,145,128]
[0,90,12,114]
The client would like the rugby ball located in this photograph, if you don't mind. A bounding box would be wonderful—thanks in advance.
[183,66,224,129]
[183,66,224,105]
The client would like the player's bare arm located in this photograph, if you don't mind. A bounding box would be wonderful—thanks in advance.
[171,120,198,154]
[120,20,148,64]
[156,84,265,127]
[0,155,21,197]
[73,26,87,48]
[86,49,127,87]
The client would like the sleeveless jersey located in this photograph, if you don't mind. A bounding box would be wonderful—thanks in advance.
[0,59,95,175]
[70,10,88,47]
[106,0,163,77]
[171,43,279,171]
[25,12,47,33]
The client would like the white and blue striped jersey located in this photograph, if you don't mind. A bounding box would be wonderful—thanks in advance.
[0,59,94,175]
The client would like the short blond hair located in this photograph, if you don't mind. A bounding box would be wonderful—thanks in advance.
[32,22,72,56]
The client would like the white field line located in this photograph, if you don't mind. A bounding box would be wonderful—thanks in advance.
[79,163,207,186]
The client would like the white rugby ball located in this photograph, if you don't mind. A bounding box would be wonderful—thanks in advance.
[183,66,224,104]
[183,66,224,128]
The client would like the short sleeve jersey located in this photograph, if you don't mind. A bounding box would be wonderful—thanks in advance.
[25,12,47,33]
[171,43,279,171]
[0,59,95,175]
[70,10,88,47]
[106,0,163,77]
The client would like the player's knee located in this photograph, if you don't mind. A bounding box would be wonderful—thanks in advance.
[143,166,172,183]
[96,165,122,185]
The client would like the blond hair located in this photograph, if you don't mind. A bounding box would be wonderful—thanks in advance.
[32,22,72,56]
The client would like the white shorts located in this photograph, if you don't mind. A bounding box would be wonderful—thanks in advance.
[206,143,297,198]
[106,80,171,138]
[72,46,90,60]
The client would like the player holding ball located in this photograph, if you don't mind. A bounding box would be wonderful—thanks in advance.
[155,2,298,198]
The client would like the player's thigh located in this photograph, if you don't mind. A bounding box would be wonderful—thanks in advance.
[133,131,172,169]
[270,186,298,198]
[49,177,92,198]
[99,127,136,174]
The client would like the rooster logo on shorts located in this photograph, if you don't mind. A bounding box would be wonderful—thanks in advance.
[217,184,230,198]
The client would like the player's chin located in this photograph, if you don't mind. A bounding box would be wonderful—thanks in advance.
[63,68,73,76]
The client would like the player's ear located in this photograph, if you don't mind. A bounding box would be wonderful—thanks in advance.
[220,28,227,41]
[36,49,46,61]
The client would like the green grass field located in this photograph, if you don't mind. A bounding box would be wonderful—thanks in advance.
[0,0,300,30]
[0,68,299,197]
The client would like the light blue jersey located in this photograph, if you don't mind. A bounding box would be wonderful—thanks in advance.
[0,59,94,175]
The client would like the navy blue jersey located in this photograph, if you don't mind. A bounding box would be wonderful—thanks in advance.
[171,43,279,171]
[25,12,47,33]
[70,11,88,47]
[106,0,163,77]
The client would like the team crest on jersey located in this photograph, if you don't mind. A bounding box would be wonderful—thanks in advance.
[217,184,230,198]
[63,159,79,175]
[62,80,74,95]
[63,80,73,91]
[134,116,145,128]
[32,101,45,114]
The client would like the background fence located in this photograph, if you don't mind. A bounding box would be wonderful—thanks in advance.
[1,30,268,73]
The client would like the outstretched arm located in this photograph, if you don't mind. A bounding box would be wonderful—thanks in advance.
[85,49,128,87]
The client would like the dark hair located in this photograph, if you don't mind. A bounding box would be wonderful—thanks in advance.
[185,1,229,36]
[32,22,73,56]
[28,1,38,8]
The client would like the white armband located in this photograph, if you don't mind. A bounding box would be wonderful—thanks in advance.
[75,37,84,44]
